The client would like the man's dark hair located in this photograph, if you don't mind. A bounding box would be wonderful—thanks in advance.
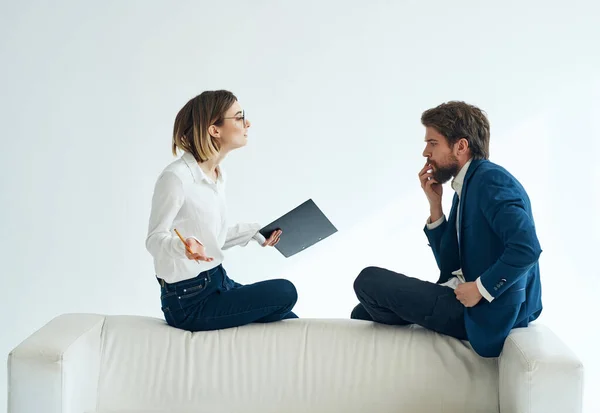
[421,101,490,160]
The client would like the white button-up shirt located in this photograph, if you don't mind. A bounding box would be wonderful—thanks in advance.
[426,159,493,302]
[146,152,266,283]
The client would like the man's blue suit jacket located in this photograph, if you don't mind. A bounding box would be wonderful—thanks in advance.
[424,159,542,357]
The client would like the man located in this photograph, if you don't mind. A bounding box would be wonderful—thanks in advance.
[351,101,542,358]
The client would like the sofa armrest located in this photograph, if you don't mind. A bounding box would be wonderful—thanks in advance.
[499,324,584,413]
[8,313,106,413]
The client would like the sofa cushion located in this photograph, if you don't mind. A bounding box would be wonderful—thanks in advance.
[96,316,498,413]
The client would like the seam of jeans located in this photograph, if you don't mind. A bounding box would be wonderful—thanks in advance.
[202,304,284,321]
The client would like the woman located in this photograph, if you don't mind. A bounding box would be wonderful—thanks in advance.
[146,90,298,331]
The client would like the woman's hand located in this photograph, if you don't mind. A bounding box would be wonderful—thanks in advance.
[185,238,214,262]
[262,229,282,247]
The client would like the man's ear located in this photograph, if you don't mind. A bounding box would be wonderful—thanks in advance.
[456,137,469,156]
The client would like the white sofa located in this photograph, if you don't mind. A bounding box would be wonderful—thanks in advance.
[7,314,583,413]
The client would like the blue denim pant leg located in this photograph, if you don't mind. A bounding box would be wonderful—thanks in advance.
[159,265,298,332]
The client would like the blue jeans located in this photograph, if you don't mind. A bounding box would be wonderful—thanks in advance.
[159,264,298,331]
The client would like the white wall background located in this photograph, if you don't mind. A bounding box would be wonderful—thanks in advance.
[1,0,599,411]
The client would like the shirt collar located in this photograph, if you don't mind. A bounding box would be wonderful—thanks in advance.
[451,158,472,197]
[181,152,224,185]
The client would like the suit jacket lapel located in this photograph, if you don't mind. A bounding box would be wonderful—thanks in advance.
[448,192,459,246]
[448,193,459,223]
[457,159,487,252]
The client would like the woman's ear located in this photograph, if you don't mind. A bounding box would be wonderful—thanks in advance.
[208,125,220,139]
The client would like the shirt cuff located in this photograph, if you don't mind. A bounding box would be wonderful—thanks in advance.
[426,215,446,230]
[476,277,494,302]
[189,236,203,246]
[253,231,266,246]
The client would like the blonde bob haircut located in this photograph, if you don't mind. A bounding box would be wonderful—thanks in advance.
[172,90,237,162]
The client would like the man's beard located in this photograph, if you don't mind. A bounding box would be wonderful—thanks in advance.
[431,157,459,184]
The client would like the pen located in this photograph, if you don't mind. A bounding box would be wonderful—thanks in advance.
[174,228,199,263]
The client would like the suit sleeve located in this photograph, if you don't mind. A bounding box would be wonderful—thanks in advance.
[477,171,542,298]
[423,216,449,271]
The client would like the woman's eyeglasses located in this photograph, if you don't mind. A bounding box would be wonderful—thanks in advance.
[223,110,246,125]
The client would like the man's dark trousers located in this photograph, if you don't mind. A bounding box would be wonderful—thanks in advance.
[351,266,468,341]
